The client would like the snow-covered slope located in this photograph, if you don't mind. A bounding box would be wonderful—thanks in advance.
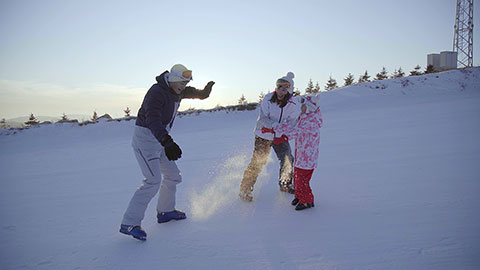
[1,68,479,270]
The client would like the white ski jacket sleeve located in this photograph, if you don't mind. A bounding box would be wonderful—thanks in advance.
[254,92,300,141]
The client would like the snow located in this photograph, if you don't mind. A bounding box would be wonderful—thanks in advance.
[1,68,480,269]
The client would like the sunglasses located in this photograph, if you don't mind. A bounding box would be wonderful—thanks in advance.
[276,82,291,90]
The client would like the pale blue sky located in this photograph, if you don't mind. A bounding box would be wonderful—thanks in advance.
[1,0,478,119]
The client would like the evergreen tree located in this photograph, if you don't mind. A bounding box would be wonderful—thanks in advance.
[313,82,321,93]
[293,88,301,97]
[344,73,355,86]
[425,64,435,74]
[391,69,398,79]
[238,94,247,105]
[305,79,314,94]
[375,67,388,81]
[0,118,7,129]
[124,107,131,117]
[392,67,405,78]
[25,113,39,126]
[258,92,265,102]
[324,76,338,91]
[91,111,98,121]
[358,70,371,83]
[409,65,422,76]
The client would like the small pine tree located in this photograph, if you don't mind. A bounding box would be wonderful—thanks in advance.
[25,113,39,126]
[425,64,435,74]
[391,69,398,79]
[305,79,314,94]
[91,111,98,121]
[409,65,422,76]
[358,70,371,83]
[392,67,405,78]
[313,82,321,93]
[293,88,301,97]
[238,94,247,105]
[0,118,7,129]
[375,67,388,81]
[324,76,338,91]
[258,92,266,102]
[344,73,355,86]
[124,107,131,117]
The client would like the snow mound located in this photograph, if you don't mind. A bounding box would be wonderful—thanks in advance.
[0,67,479,269]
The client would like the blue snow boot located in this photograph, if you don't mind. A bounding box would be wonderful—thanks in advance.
[119,224,147,241]
[157,209,187,224]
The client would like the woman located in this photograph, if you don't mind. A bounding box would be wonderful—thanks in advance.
[239,72,299,202]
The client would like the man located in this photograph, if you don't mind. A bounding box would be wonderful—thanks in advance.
[120,64,215,241]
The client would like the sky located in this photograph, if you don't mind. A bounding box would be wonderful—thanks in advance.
[0,0,479,120]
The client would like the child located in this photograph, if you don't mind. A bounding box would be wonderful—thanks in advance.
[263,94,323,210]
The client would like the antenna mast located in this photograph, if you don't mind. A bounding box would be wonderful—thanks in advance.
[453,0,474,67]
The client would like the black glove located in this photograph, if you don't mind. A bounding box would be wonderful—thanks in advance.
[160,135,182,161]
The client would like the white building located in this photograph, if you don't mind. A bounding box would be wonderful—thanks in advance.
[440,51,457,70]
[427,51,457,71]
[427,53,441,70]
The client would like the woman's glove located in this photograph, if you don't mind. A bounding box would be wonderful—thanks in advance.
[273,134,289,145]
[160,135,182,161]
[261,127,274,134]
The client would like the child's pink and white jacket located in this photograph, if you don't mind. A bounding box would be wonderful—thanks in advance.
[275,96,323,170]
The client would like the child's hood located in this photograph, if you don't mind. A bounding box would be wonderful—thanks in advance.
[298,94,320,113]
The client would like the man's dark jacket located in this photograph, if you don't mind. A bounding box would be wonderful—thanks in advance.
[135,71,211,143]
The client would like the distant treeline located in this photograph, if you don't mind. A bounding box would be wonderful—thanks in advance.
[0,64,459,131]
[235,64,447,105]
[0,103,259,132]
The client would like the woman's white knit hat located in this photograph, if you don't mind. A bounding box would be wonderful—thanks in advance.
[277,72,295,94]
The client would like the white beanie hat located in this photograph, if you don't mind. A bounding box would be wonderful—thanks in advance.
[168,64,192,82]
[277,72,295,94]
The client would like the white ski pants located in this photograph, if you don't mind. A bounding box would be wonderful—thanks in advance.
[122,126,182,226]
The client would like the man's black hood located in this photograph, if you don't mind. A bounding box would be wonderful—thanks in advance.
[156,71,181,101]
